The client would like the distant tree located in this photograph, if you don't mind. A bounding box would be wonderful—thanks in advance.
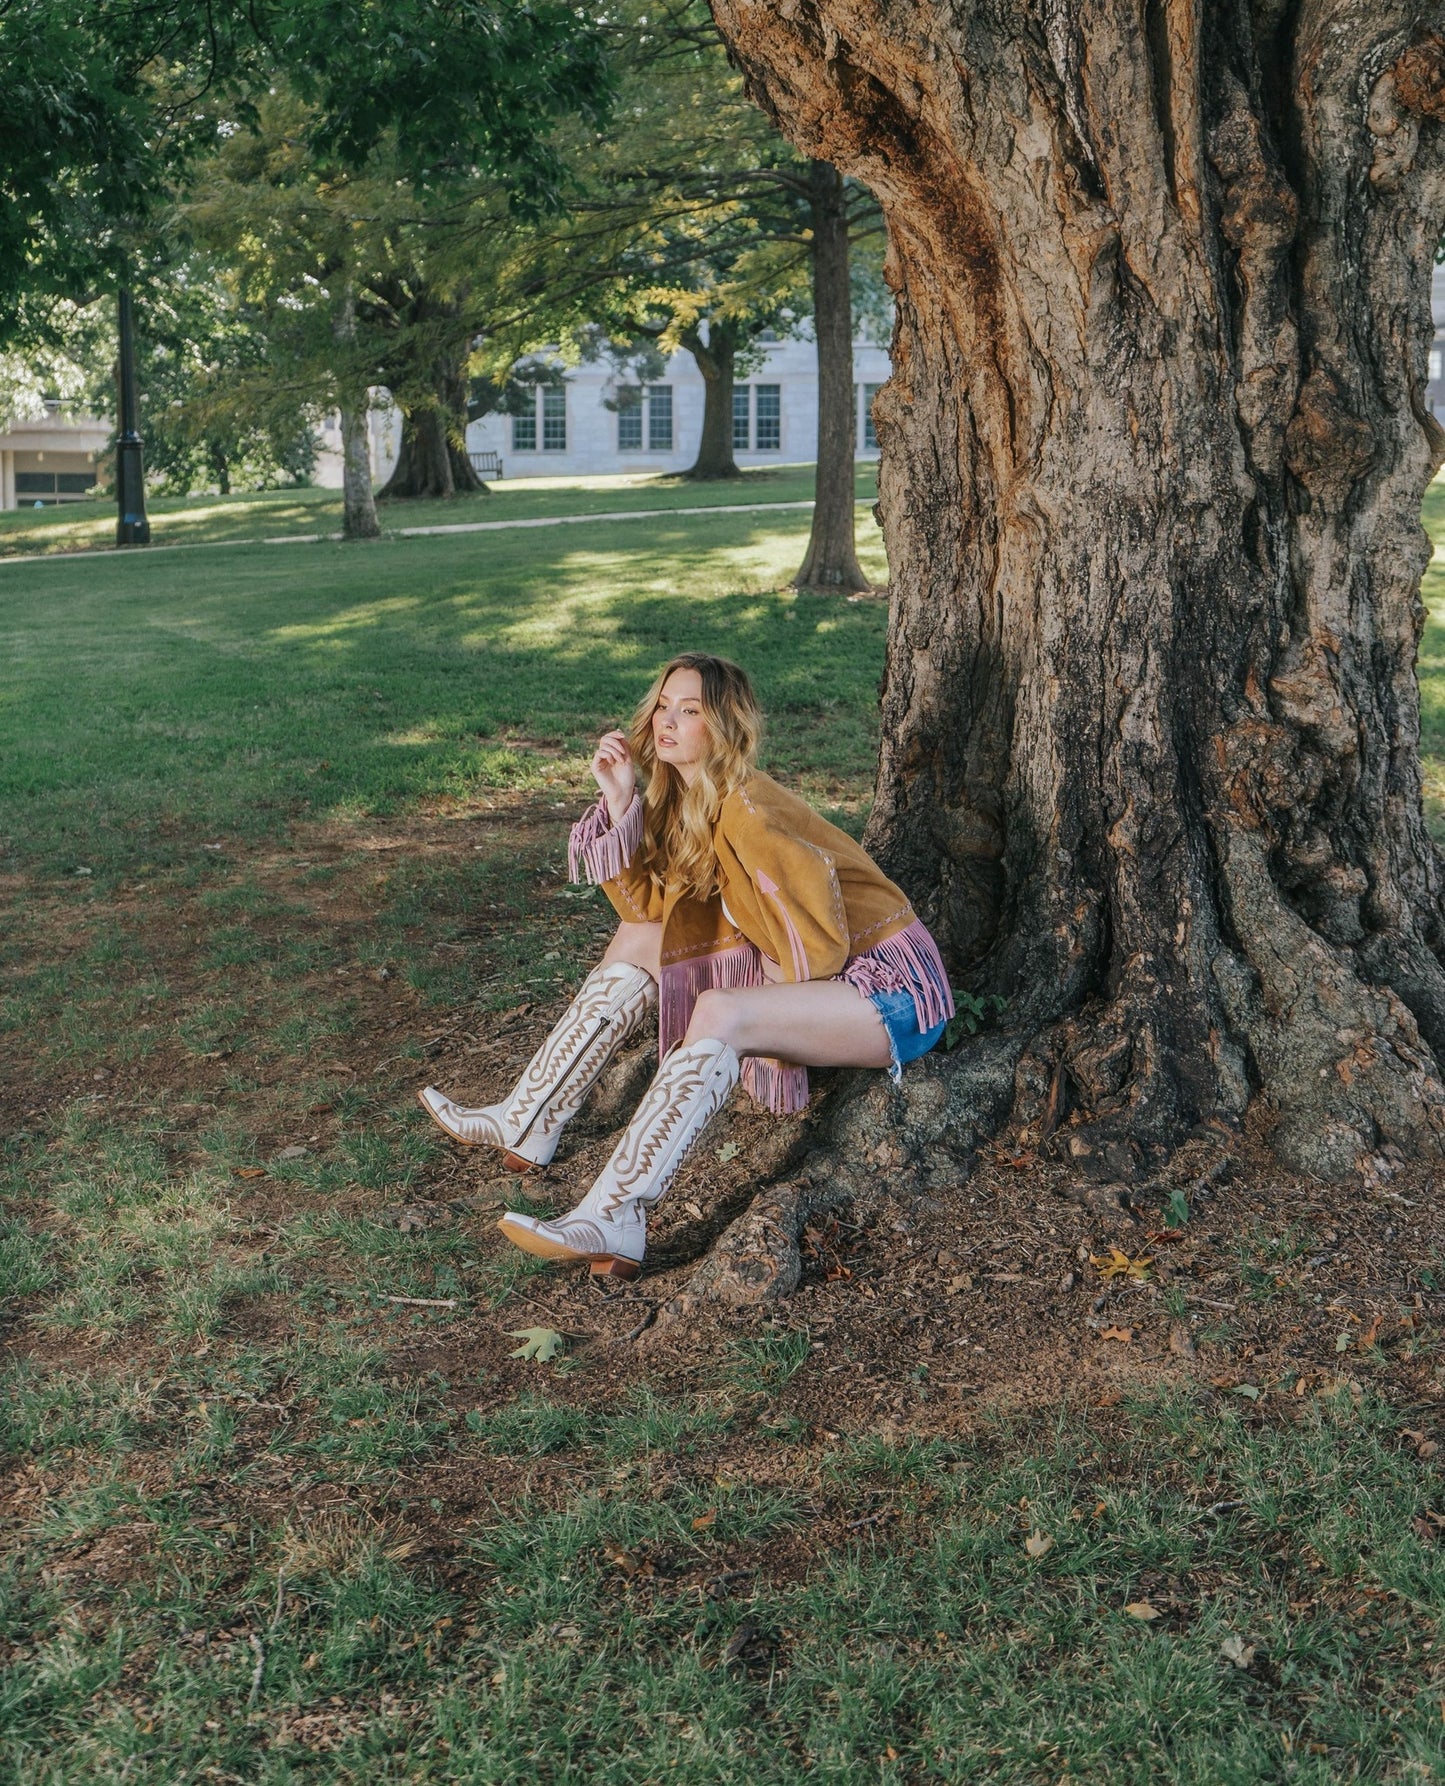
[125,255,317,496]
[0,0,613,532]
[0,0,613,339]
[544,0,882,564]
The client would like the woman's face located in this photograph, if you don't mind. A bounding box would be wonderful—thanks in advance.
[652,668,710,782]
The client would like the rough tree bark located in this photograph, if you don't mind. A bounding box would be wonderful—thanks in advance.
[339,400,380,540]
[379,353,487,500]
[705,0,1445,1184]
[794,159,870,592]
[682,319,744,478]
[372,279,487,501]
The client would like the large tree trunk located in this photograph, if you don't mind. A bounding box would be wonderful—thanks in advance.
[682,320,744,479]
[710,0,1445,1180]
[794,159,870,593]
[339,400,380,540]
[377,320,487,500]
[379,394,486,500]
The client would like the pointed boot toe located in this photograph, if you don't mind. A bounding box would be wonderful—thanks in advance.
[495,1211,643,1280]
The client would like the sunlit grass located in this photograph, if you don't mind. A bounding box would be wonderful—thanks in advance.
[0,460,878,557]
[0,506,888,879]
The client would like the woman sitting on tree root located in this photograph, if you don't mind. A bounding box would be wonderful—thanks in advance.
[419,653,953,1281]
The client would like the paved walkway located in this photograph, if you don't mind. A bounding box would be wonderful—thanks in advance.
[0,497,840,568]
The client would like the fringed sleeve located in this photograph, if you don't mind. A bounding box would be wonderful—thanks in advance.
[841,917,955,1032]
[568,795,643,886]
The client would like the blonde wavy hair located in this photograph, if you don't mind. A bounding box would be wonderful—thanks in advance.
[627,654,763,900]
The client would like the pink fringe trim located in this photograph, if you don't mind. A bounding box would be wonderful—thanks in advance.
[741,1055,810,1116]
[841,917,954,1032]
[568,796,643,886]
[659,944,810,1117]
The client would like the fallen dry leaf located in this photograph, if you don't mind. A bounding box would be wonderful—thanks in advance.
[1100,1325,1134,1344]
[602,1543,653,1579]
[234,1167,267,1180]
[715,1141,741,1163]
[1024,1530,1054,1559]
[691,1511,717,1532]
[1220,1634,1256,1669]
[1091,1246,1154,1282]
[1124,1601,1162,1621]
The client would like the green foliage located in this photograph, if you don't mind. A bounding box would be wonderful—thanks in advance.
[941,991,1007,1050]
[0,0,613,345]
[132,254,318,495]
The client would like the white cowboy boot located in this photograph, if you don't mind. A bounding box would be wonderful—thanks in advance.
[418,962,656,1170]
[497,1037,740,1279]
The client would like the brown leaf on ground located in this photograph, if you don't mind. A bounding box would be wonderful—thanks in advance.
[1024,1530,1054,1559]
[602,1542,653,1579]
[1100,1326,1134,1344]
[1124,1601,1161,1621]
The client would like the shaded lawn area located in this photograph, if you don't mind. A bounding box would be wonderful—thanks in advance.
[1,494,1444,1781]
[0,461,877,559]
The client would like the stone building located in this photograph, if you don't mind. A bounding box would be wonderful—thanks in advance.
[0,401,108,509]
[315,330,891,488]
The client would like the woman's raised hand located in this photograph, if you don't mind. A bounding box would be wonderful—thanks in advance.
[590,730,636,823]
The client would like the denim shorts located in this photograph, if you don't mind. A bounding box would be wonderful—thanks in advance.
[868,989,947,1083]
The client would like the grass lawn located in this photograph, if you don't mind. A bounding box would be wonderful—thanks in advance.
[0,461,879,559]
[1,486,1444,1781]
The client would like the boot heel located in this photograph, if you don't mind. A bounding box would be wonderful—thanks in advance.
[502,1151,539,1174]
[589,1256,641,1281]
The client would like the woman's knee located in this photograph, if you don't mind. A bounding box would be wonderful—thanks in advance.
[602,921,661,976]
[687,987,742,1045]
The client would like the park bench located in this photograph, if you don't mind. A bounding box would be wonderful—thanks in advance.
[469,450,504,480]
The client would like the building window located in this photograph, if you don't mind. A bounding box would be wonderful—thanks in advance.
[542,386,567,450]
[754,383,781,451]
[1432,348,1444,384]
[862,382,881,451]
[512,404,537,452]
[732,386,750,450]
[617,387,643,450]
[617,385,672,451]
[647,384,673,451]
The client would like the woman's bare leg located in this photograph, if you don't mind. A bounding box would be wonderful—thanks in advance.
[684,981,893,1070]
[602,920,663,980]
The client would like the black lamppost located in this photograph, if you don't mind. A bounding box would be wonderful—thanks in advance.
[115,287,151,545]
